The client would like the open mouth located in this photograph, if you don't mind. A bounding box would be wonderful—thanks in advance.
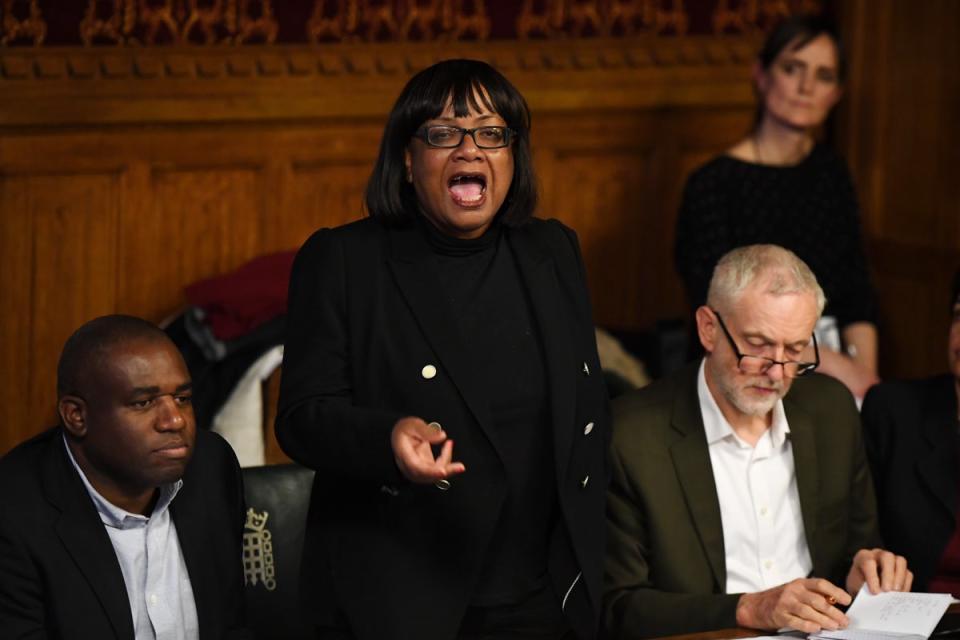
[448,173,487,207]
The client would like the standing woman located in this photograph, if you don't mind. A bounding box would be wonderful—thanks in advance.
[675,14,879,400]
[277,59,608,640]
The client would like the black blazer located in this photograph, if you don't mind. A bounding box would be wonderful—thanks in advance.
[0,428,251,639]
[277,217,610,640]
[861,375,959,590]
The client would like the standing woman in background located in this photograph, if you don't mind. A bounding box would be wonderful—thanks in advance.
[675,14,879,400]
[276,59,608,640]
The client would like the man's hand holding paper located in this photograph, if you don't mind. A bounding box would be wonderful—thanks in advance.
[847,548,914,596]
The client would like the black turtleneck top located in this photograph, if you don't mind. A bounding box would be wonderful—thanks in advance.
[421,218,557,606]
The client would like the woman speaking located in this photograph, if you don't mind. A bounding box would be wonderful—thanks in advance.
[277,59,608,640]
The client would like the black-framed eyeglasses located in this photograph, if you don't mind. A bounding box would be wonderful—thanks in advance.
[712,309,819,378]
[413,125,515,149]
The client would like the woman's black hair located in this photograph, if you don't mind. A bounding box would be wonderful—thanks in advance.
[365,58,537,227]
[758,13,845,79]
[753,14,845,126]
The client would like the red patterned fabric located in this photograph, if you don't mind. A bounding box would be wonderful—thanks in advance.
[184,251,295,341]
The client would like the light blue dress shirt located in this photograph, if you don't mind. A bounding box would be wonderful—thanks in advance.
[64,437,200,640]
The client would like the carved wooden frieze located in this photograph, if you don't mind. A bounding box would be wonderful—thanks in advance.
[0,0,823,46]
[516,0,688,38]
[711,0,821,34]
[1,0,45,45]
[0,37,759,81]
[308,0,490,43]
[78,0,278,45]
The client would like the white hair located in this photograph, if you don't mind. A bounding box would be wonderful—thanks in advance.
[706,244,826,315]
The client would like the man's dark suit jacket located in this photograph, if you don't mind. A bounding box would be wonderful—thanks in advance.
[0,427,250,639]
[862,375,959,591]
[604,364,880,639]
[277,217,610,640]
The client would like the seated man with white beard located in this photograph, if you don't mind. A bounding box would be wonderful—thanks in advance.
[603,245,911,639]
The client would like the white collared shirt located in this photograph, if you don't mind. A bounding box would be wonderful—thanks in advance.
[64,437,199,640]
[697,360,813,593]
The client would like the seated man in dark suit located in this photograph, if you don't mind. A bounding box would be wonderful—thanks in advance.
[0,315,251,639]
[862,268,960,594]
[604,245,911,639]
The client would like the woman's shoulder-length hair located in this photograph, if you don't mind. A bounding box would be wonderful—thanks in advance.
[365,58,537,227]
[758,13,845,81]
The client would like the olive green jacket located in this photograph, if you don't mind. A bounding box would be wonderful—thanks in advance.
[603,364,880,639]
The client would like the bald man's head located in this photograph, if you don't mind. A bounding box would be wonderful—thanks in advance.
[56,315,172,401]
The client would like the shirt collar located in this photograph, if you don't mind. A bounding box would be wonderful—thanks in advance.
[697,359,790,448]
[62,433,183,529]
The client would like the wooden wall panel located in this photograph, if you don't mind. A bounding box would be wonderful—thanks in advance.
[0,173,121,441]
[0,178,38,445]
[865,2,959,250]
[118,167,265,319]
[549,147,651,328]
[279,162,371,250]
[837,0,960,378]
[534,107,754,331]
[868,242,958,378]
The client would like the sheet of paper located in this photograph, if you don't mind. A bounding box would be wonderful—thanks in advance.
[843,585,952,637]
[814,630,908,640]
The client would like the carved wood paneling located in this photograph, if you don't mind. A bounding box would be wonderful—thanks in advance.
[516,0,689,38]
[0,38,763,156]
[1,0,45,45]
[1,3,955,463]
[711,0,820,34]
[0,33,756,455]
[308,0,492,43]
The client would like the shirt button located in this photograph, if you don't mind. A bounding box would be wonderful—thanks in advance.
[580,475,590,489]
[421,364,437,379]
[759,506,768,516]
[764,560,773,570]
[149,594,158,605]
[583,422,594,435]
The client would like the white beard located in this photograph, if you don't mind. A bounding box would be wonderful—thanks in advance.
[710,360,786,418]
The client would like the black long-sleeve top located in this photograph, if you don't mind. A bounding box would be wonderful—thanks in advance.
[423,219,556,606]
[674,144,878,329]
